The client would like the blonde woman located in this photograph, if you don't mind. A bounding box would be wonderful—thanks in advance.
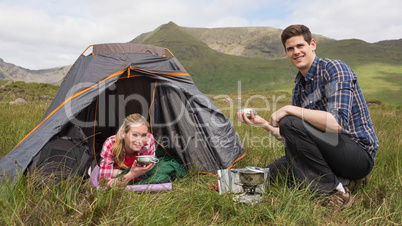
[99,114,156,186]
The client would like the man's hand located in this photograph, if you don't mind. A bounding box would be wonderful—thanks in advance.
[237,110,283,141]
[265,124,283,141]
[269,105,291,127]
[237,110,267,126]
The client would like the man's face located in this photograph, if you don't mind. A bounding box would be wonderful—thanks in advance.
[284,35,316,76]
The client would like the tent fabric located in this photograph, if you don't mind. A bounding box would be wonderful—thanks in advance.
[0,43,245,184]
[92,43,166,56]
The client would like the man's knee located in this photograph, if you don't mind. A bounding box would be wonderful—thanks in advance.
[279,115,303,131]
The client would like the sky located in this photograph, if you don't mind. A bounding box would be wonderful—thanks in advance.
[0,0,401,70]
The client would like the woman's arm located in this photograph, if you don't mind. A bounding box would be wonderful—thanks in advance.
[108,161,155,186]
[99,137,116,184]
[112,169,123,177]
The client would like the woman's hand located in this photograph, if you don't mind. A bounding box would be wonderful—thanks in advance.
[129,160,155,178]
[111,161,155,186]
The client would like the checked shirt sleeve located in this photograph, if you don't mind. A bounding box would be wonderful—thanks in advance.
[326,60,356,129]
[99,136,116,184]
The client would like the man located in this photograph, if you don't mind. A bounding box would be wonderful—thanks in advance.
[237,24,379,208]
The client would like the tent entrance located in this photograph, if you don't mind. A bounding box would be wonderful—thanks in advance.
[75,74,156,162]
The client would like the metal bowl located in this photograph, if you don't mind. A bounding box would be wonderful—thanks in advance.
[136,156,159,165]
[239,169,265,186]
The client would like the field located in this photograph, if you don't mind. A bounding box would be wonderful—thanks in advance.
[0,81,401,225]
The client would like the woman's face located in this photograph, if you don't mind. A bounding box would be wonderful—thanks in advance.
[122,123,148,154]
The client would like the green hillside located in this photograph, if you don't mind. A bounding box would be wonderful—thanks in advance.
[181,26,334,60]
[133,22,335,61]
[133,22,402,105]
[181,26,287,60]
[132,22,295,94]
[316,39,402,105]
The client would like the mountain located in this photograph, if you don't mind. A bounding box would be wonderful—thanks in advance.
[132,22,335,61]
[132,22,402,66]
[131,22,402,104]
[375,39,402,47]
[131,22,295,93]
[2,21,402,104]
[0,58,70,84]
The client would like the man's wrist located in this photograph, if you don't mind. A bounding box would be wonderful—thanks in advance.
[262,121,273,131]
[284,105,294,116]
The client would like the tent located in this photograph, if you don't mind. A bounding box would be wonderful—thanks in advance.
[0,43,245,183]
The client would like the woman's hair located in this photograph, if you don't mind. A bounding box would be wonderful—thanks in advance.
[281,24,312,48]
[112,113,150,169]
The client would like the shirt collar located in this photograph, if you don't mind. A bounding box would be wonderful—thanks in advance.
[294,71,303,84]
[294,56,319,84]
[305,56,319,81]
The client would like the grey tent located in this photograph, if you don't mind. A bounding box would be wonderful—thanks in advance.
[0,43,245,183]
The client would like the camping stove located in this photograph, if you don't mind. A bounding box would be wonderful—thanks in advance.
[241,183,259,195]
[217,167,269,204]
[239,168,265,193]
[233,168,265,204]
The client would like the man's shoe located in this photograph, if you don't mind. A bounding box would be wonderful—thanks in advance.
[346,177,367,193]
[321,186,354,209]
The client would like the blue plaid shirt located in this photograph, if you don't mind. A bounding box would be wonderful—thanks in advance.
[292,56,379,160]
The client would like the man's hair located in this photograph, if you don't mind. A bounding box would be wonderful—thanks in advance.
[281,25,312,48]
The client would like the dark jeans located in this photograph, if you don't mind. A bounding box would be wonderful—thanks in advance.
[266,116,374,194]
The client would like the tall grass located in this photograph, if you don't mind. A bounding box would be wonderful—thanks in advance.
[0,83,401,225]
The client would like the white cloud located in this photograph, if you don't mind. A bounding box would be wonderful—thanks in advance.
[0,2,92,69]
[284,0,402,42]
[0,0,401,70]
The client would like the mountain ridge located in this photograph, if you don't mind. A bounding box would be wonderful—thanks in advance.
[131,21,336,61]
[0,58,70,84]
[1,21,402,105]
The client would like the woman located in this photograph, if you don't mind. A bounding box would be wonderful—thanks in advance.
[99,114,156,186]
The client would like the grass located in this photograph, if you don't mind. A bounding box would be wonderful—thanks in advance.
[352,62,402,105]
[0,82,401,225]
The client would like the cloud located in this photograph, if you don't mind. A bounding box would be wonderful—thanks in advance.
[0,2,92,69]
[0,0,401,70]
[284,0,402,42]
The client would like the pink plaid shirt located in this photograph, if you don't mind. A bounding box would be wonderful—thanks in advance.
[99,133,155,184]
